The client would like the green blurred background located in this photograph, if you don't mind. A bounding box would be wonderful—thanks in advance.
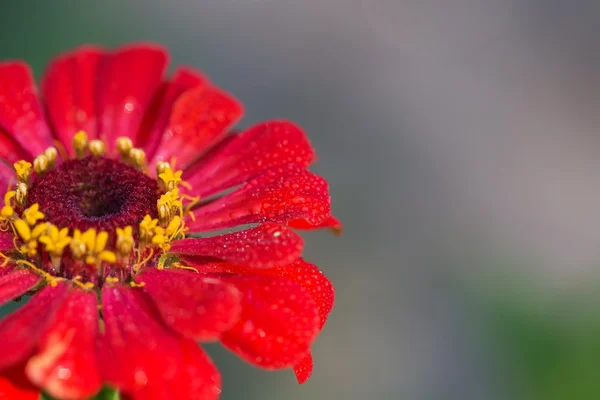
[4,1,600,399]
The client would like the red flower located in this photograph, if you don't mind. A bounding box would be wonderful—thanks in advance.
[0,44,339,399]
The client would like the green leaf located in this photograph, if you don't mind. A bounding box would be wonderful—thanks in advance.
[40,386,119,400]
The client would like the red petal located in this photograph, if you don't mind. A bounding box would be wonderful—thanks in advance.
[0,126,31,165]
[26,289,101,400]
[0,62,54,157]
[137,268,240,341]
[0,164,12,200]
[128,340,221,400]
[99,285,182,394]
[220,275,320,369]
[0,269,40,307]
[140,68,208,162]
[0,283,69,370]
[150,84,243,170]
[96,44,168,148]
[0,132,17,196]
[182,258,334,382]
[264,259,334,329]
[288,215,343,235]
[169,223,304,268]
[100,286,221,398]
[168,341,221,400]
[187,164,331,232]
[0,364,39,400]
[293,353,313,384]
[0,265,14,278]
[42,46,105,149]
[184,120,315,198]
[0,232,15,251]
[184,259,334,329]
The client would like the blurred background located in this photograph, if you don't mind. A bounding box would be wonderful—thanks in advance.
[4,0,600,399]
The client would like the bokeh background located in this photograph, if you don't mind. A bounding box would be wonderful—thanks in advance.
[4,1,600,399]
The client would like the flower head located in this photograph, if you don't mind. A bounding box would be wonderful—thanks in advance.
[0,44,340,399]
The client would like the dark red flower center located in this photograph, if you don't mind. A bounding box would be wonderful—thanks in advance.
[27,156,159,236]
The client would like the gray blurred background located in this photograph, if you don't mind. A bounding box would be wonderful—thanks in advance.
[5,1,600,399]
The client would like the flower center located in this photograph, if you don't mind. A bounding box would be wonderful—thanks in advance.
[27,156,159,237]
[0,132,195,289]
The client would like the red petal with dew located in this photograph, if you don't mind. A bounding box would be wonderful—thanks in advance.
[187,164,330,232]
[184,120,315,197]
[151,84,243,170]
[184,258,334,329]
[0,62,54,157]
[169,223,303,268]
[288,215,343,235]
[0,364,39,400]
[26,289,101,400]
[0,269,40,307]
[99,286,180,393]
[138,268,241,341]
[100,286,220,398]
[219,275,320,369]
[128,340,221,400]
[182,258,334,382]
[96,44,168,148]
[0,265,14,278]
[0,283,69,370]
[293,353,313,384]
[265,259,334,329]
[140,68,208,162]
[42,46,105,149]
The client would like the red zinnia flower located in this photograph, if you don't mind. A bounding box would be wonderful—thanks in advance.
[0,44,340,400]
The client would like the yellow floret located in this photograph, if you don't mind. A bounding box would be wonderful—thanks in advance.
[116,226,134,256]
[13,160,32,183]
[39,224,72,258]
[22,204,45,226]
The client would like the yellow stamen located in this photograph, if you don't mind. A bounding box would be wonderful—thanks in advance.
[116,137,133,159]
[116,226,134,257]
[133,247,155,273]
[14,161,32,183]
[16,259,61,287]
[22,204,45,226]
[33,154,49,175]
[151,216,183,252]
[157,189,183,225]
[158,167,183,191]
[0,191,16,222]
[0,251,11,267]
[44,147,58,167]
[139,215,159,244]
[72,276,94,290]
[105,276,119,284]
[38,224,72,258]
[14,183,27,208]
[14,219,32,241]
[73,130,89,158]
[70,229,87,259]
[71,228,117,265]
[157,202,171,226]
[14,220,46,257]
[89,140,106,157]
[128,148,146,170]
[171,262,199,273]
[156,161,171,176]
